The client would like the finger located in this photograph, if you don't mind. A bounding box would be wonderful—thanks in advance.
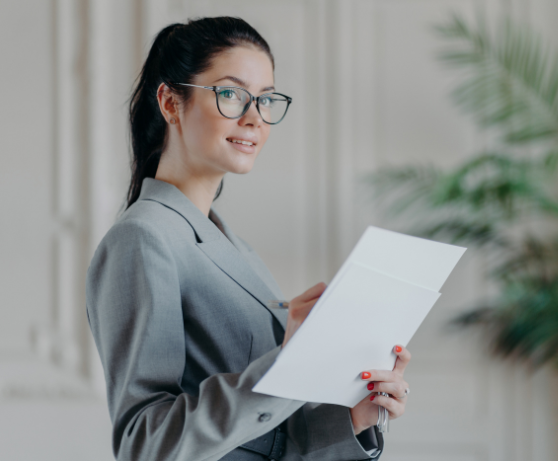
[370,381,409,398]
[360,369,397,382]
[369,393,406,419]
[393,345,411,374]
[295,282,327,303]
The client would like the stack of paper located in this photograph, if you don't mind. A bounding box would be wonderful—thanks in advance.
[252,226,466,407]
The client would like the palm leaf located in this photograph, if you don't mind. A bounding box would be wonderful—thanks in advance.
[434,14,558,144]
[453,279,558,367]
[368,152,558,222]
[416,219,507,248]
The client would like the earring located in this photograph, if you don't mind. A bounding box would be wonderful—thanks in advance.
[170,117,176,124]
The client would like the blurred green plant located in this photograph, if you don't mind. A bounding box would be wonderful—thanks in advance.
[368,13,558,368]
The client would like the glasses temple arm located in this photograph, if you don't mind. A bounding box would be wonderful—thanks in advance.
[174,83,215,90]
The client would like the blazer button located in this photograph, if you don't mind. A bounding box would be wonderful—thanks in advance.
[258,413,272,422]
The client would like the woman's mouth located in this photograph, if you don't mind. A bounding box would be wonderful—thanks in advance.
[226,137,257,153]
[227,137,255,146]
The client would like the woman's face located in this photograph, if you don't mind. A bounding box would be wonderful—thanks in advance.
[175,46,275,177]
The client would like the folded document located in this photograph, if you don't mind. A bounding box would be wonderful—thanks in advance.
[252,226,466,407]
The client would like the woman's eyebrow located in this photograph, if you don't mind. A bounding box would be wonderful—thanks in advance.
[214,75,275,92]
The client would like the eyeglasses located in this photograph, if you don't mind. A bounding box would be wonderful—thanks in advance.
[174,83,292,125]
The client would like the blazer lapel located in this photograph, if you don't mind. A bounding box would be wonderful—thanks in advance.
[209,208,285,300]
[196,237,287,327]
[138,178,286,330]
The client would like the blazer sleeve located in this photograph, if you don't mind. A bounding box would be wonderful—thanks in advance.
[86,219,306,461]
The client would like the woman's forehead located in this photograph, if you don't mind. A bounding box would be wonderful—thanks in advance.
[202,46,274,90]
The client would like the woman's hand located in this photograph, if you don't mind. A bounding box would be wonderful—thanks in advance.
[281,282,327,349]
[349,345,411,435]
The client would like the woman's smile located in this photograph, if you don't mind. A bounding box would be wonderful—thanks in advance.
[226,135,258,154]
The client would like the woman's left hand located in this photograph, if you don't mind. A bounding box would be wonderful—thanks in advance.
[349,345,411,435]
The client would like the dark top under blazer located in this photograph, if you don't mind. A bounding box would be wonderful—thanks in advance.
[86,178,382,461]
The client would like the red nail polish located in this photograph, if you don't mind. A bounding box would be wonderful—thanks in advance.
[395,345,402,353]
[370,395,375,401]
[361,372,371,379]
[367,382,374,391]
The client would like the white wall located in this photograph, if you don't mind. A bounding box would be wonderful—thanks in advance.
[1,1,557,460]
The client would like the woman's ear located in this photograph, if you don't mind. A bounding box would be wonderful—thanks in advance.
[156,83,179,125]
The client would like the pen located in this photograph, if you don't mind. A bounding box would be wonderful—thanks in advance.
[267,300,290,309]
[377,394,389,433]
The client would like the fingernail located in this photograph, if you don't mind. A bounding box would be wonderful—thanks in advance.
[367,382,374,391]
[395,345,402,353]
[361,372,371,379]
[370,395,375,401]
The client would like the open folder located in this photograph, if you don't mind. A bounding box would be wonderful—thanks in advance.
[252,226,466,408]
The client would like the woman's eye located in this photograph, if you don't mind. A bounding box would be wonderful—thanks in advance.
[260,97,272,107]
[220,90,238,100]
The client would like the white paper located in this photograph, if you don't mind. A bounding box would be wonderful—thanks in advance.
[252,226,466,407]
[294,226,466,335]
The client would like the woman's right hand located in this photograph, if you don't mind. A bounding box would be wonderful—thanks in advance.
[281,282,327,349]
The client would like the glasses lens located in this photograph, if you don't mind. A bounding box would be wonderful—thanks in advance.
[258,93,289,124]
[216,87,250,118]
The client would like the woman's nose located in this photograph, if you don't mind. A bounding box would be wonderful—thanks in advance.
[239,99,262,126]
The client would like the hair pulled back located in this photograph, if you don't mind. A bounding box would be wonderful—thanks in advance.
[127,17,274,208]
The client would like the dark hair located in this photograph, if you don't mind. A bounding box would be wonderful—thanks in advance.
[126,17,274,208]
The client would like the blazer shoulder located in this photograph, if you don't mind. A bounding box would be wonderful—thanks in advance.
[90,200,197,265]
[120,199,196,239]
[86,204,187,307]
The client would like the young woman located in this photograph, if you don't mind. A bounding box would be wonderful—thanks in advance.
[86,17,411,461]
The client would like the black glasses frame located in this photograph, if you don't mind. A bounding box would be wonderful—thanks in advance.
[174,83,293,125]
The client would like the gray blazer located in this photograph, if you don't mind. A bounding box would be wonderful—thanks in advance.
[86,178,382,461]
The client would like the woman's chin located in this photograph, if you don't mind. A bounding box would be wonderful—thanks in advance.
[226,159,257,175]
[229,165,255,175]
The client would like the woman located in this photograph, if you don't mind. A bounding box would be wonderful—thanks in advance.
[86,17,411,461]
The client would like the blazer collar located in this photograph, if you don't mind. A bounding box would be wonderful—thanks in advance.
[138,178,286,330]
[138,177,222,243]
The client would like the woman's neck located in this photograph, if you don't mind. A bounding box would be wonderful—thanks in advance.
[155,150,223,217]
